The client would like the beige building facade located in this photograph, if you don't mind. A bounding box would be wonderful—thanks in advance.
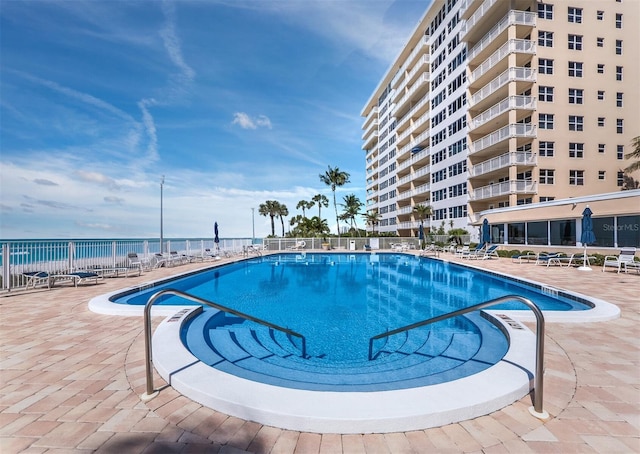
[361,0,639,242]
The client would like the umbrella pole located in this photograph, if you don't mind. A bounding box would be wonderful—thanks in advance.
[578,244,592,271]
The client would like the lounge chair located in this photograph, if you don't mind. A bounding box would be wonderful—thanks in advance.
[288,241,306,250]
[602,247,638,273]
[478,244,500,260]
[511,251,537,263]
[22,271,51,289]
[460,243,485,259]
[152,253,168,268]
[127,252,148,273]
[562,253,597,268]
[49,271,101,287]
[535,252,564,266]
[455,244,470,257]
[168,251,188,266]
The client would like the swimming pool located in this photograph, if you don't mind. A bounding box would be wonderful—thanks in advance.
[89,252,619,432]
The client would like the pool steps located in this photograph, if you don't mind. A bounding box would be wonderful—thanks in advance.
[182,309,507,392]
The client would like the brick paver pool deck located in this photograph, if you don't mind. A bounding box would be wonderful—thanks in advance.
[1,252,638,453]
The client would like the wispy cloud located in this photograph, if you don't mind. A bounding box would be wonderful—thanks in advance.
[232,112,272,130]
[73,170,121,190]
[104,196,125,205]
[33,178,58,186]
[137,99,159,163]
[160,0,196,88]
[22,195,92,212]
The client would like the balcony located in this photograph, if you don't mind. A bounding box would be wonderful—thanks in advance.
[397,130,430,159]
[469,152,536,178]
[469,67,536,107]
[470,180,537,201]
[469,39,536,85]
[395,93,429,129]
[397,165,431,186]
[397,148,430,172]
[470,123,536,156]
[466,10,536,64]
[361,119,379,140]
[397,183,430,201]
[394,73,429,113]
[396,112,430,144]
[361,105,378,129]
[391,36,429,89]
[460,0,499,35]
[469,95,536,132]
[362,130,378,151]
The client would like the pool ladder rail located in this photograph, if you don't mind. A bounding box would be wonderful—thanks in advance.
[141,291,548,421]
[369,295,548,420]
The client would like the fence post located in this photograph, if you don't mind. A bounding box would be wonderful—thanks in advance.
[68,242,75,271]
[2,243,10,291]
[112,241,117,267]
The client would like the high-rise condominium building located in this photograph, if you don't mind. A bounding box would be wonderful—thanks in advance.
[361,0,639,237]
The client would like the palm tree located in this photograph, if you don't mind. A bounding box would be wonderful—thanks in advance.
[278,204,289,237]
[340,194,364,236]
[296,200,313,218]
[259,200,280,236]
[623,136,640,173]
[308,216,330,237]
[311,194,329,219]
[363,210,381,236]
[319,166,350,237]
[413,203,433,235]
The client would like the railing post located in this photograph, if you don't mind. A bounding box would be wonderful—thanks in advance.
[2,243,10,291]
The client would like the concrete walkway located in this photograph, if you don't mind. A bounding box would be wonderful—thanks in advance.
[1,253,639,453]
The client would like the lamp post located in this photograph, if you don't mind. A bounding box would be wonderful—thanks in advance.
[251,207,255,244]
[160,175,165,253]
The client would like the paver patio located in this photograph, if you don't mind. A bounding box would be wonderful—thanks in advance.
[1,252,638,453]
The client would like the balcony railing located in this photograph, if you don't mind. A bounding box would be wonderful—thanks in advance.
[461,0,499,37]
[469,39,536,84]
[395,93,429,128]
[470,179,537,201]
[469,152,536,177]
[398,165,431,185]
[466,10,536,62]
[398,130,430,158]
[471,123,536,155]
[469,95,536,130]
[361,105,378,129]
[394,73,429,112]
[397,148,430,172]
[391,36,429,88]
[470,67,536,106]
[398,183,431,201]
[396,111,430,144]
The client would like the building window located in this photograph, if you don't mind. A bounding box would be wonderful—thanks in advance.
[618,171,624,187]
[539,141,555,157]
[539,114,554,130]
[568,7,583,23]
[617,119,624,134]
[570,170,584,185]
[598,171,606,180]
[568,61,583,77]
[540,169,555,184]
[616,40,623,55]
[540,197,555,202]
[597,64,605,74]
[539,86,554,102]
[617,145,624,160]
[616,13,623,28]
[568,115,583,131]
[568,88,583,104]
[538,31,553,47]
[597,117,605,127]
[616,66,623,81]
[597,11,604,21]
[598,144,605,153]
[597,37,604,47]
[597,90,605,100]
[538,3,553,19]
[616,92,623,107]
[569,143,584,158]
[539,59,554,75]
[568,34,583,50]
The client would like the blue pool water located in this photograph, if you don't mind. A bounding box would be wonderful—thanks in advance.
[112,253,589,390]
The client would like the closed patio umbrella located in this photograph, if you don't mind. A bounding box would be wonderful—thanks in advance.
[481,218,491,247]
[214,222,220,254]
[578,206,596,271]
[418,223,424,249]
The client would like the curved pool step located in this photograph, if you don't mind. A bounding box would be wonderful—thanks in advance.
[181,309,505,391]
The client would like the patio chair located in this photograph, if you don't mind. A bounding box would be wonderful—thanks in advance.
[22,271,52,289]
[535,252,564,267]
[602,247,638,273]
[478,244,500,260]
[152,253,168,268]
[460,243,485,259]
[49,271,101,287]
[511,251,537,263]
[288,241,306,250]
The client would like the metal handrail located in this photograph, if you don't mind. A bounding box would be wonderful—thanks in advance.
[142,289,306,399]
[368,295,546,417]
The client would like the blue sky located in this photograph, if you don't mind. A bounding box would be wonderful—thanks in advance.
[1,0,428,239]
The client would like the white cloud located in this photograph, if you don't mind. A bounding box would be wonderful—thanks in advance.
[33,178,58,186]
[73,170,121,190]
[232,112,273,130]
[104,196,125,205]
